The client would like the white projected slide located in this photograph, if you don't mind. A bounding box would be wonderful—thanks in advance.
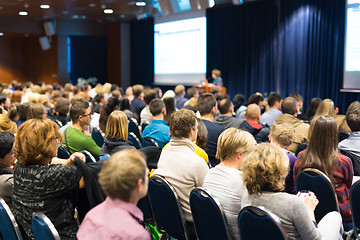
[154,16,206,85]
[344,1,360,89]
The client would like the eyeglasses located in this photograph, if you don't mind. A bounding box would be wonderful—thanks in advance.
[81,113,92,118]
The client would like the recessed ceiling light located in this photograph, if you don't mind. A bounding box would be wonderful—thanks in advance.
[40,4,50,9]
[136,1,146,7]
[89,3,96,7]
[72,15,79,19]
[104,9,113,14]
[19,11,28,16]
[24,3,29,8]
[0,32,4,36]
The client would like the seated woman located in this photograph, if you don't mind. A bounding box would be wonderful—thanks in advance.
[13,119,85,240]
[0,132,15,208]
[242,143,343,240]
[203,128,256,240]
[294,115,353,230]
[101,110,135,156]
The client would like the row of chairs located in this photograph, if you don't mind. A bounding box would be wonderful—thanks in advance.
[0,198,60,240]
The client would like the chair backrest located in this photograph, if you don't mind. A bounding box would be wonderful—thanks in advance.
[295,168,339,222]
[129,119,142,141]
[190,188,230,240]
[238,206,288,240]
[81,150,97,163]
[350,179,360,236]
[32,212,60,240]
[128,132,142,149]
[142,137,160,147]
[148,175,189,240]
[91,128,104,147]
[57,145,70,159]
[340,149,360,176]
[137,195,153,220]
[0,198,23,240]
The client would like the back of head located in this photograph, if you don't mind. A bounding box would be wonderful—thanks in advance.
[133,85,144,98]
[233,94,245,110]
[98,149,147,201]
[18,102,32,121]
[346,105,360,132]
[119,97,131,111]
[267,93,282,108]
[242,143,289,194]
[212,69,221,77]
[245,104,260,119]
[218,99,232,115]
[270,123,295,147]
[174,85,185,97]
[55,98,70,116]
[0,114,17,134]
[305,97,322,119]
[281,97,297,115]
[198,93,216,116]
[27,103,45,120]
[0,132,14,159]
[170,109,196,138]
[314,99,334,118]
[216,128,256,161]
[70,100,89,123]
[149,99,165,116]
[289,93,303,103]
[106,110,128,139]
[196,118,208,150]
[187,87,198,99]
[143,89,157,105]
[247,93,264,105]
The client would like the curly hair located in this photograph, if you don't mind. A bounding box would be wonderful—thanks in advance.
[242,143,289,194]
[270,123,295,147]
[170,109,196,138]
[0,114,17,134]
[15,119,63,165]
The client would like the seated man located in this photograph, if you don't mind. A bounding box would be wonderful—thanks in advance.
[174,85,188,110]
[203,128,256,240]
[239,104,270,143]
[77,149,150,240]
[154,109,209,238]
[214,99,242,129]
[260,93,282,127]
[130,84,146,119]
[63,101,101,160]
[140,89,157,125]
[269,123,297,194]
[142,99,171,148]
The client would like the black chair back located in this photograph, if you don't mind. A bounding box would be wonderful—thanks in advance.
[32,212,60,240]
[129,119,142,141]
[190,188,230,240]
[142,138,160,147]
[350,180,360,236]
[57,145,70,159]
[137,195,153,220]
[148,175,189,240]
[0,198,23,240]
[295,168,339,222]
[238,206,288,240]
[91,128,104,147]
[340,149,360,176]
[128,132,142,149]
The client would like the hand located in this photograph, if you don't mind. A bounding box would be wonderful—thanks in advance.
[334,107,339,115]
[298,191,318,212]
[69,152,86,164]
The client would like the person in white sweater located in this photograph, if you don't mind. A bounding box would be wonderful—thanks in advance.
[153,109,209,238]
[202,128,256,240]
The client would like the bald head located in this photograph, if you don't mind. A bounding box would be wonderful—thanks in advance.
[246,104,260,121]
[281,97,297,115]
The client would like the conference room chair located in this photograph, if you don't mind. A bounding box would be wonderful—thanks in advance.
[148,175,189,240]
[32,212,60,240]
[138,195,154,221]
[0,198,23,240]
[295,168,339,223]
[238,206,289,240]
[129,118,142,141]
[340,149,360,176]
[57,145,71,159]
[128,132,142,149]
[91,127,104,147]
[189,188,230,240]
[350,180,360,239]
[142,137,160,148]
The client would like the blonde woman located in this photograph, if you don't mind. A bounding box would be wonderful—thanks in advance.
[241,143,343,240]
[313,99,337,119]
[101,110,135,156]
[0,114,17,133]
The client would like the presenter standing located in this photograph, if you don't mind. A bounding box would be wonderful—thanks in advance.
[211,69,223,87]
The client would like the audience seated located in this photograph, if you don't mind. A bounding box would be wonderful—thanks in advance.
[101,110,135,156]
[63,101,101,160]
[294,115,353,230]
[305,97,322,121]
[140,89,157,125]
[130,84,146,119]
[198,93,225,167]
[0,114,17,133]
[50,97,70,127]
[269,123,297,194]
[203,128,256,240]
[183,87,199,112]
[142,99,171,148]
[239,104,270,143]
[77,149,150,240]
[174,85,188,109]
[163,97,176,125]
[242,143,343,240]
[27,102,47,120]
[273,97,309,154]
[13,119,86,239]
[289,93,307,121]
[17,102,32,127]
[237,93,264,120]
[99,96,120,133]
[214,99,242,129]
[0,132,15,209]
[194,119,209,163]
[153,109,209,237]
[260,93,282,127]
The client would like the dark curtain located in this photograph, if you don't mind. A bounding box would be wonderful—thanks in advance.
[130,18,154,86]
[70,36,107,84]
[207,0,278,100]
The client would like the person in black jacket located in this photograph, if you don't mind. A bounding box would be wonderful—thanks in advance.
[101,110,135,156]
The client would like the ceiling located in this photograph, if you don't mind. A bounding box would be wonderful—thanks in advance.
[0,0,160,22]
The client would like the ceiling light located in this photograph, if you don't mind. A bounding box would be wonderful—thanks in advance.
[0,32,4,36]
[136,1,146,7]
[104,9,113,14]
[40,4,50,9]
[89,3,96,7]
[19,11,28,16]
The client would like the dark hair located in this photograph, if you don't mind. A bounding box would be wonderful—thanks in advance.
[267,93,282,107]
[198,93,216,116]
[247,93,264,105]
[132,85,144,98]
[289,93,303,102]
[0,95,6,105]
[149,99,165,116]
[163,97,176,125]
[91,93,104,112]
[99,96,120,132]
[143,89,157,105]
[119,97,131,111]
[18,102,32,121]
[187,87,198,99]
[281,97,297,115]
[70,100,89,123]
[233,94,245,111]
[55,98,70,116]
[346,106,360,132]
[196,119,208,151]
[218,99,232,114]
[27,103,45,120]
[170,109,197,138]
[305,97,322,119]
[0,132,14,159]
[7,103,19,122]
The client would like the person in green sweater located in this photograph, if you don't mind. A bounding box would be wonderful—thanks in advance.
[63,100,101,160]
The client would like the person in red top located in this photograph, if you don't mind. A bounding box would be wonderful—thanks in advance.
[294,115,353,231]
